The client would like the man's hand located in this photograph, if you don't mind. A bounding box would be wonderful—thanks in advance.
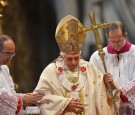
[103,73,113,88]
[22,92,44,106]
[62,98,84,114]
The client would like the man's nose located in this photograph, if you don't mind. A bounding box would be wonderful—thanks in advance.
[72,59,76,64]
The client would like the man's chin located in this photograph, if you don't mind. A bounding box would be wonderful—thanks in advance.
[114,48,121,51]
[2,61,9,65]
[116,49,121,51]
[70,67,78,71]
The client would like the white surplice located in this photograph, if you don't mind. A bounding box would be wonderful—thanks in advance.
[0,65,24,115]
[34,58,120,115]
[90,45,135,87]
[90,43,135,114]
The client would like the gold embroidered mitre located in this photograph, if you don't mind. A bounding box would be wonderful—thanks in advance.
[55,15,86,54]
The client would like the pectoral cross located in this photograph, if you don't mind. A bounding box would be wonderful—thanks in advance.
[81,11,119,115]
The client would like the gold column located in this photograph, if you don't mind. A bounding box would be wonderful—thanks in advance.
[0,0,8,35]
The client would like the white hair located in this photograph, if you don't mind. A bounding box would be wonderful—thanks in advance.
[59,51,82,57]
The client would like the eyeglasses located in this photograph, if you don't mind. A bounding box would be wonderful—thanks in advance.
[110,39,125,45]
[0,50,16,57]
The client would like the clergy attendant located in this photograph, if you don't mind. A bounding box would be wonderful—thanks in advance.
[34,15,120,115]
[90,20,135,115]
[0,35,43,115]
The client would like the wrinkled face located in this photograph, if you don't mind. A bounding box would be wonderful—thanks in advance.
[108,28,127,51]
[0,40,15,65]
[61,53,80,71]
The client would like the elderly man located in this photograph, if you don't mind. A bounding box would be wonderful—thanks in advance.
[34,15,120,115]
[0,35,43,115]
[90,20,135,115]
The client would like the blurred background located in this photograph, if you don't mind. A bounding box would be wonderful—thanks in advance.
[1,0,135,93]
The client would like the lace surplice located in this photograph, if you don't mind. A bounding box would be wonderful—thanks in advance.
[0,90,18,115]
[0,65,23,115]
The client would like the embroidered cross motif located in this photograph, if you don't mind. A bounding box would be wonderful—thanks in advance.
[80,66,86,72]
[58,67,63,73]
[71,84,79,91]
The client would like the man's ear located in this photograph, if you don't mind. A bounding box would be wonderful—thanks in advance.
[124,32,128,38]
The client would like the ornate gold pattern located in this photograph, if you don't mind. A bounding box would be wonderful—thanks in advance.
[65,68,79,83]
[67,77,79,83]
[55,15,86,54]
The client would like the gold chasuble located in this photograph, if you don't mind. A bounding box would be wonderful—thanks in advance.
[35,58,120,115]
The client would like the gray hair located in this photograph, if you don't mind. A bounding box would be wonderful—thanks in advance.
[0,35,13,50]
[59,51,82,57]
